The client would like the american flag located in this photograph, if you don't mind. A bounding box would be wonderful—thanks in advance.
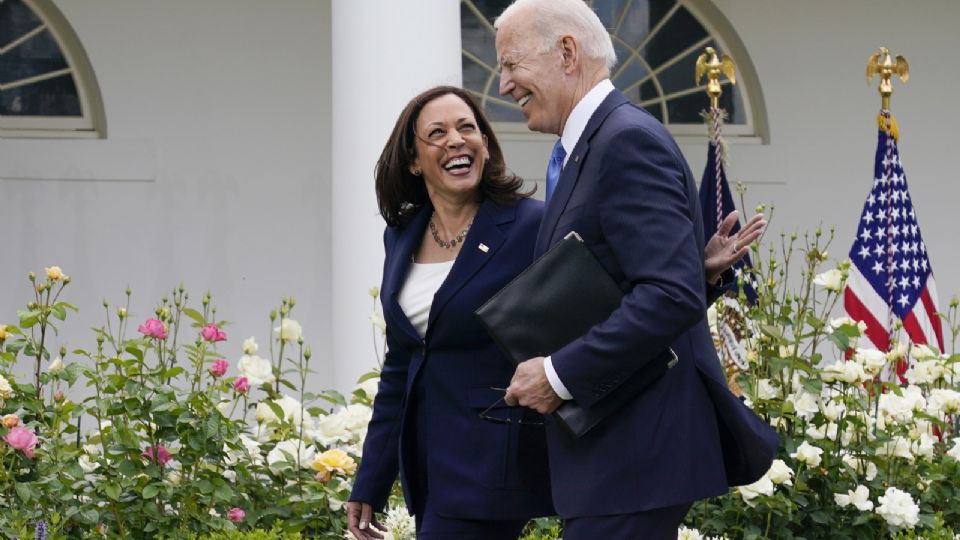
[844,112,944,378]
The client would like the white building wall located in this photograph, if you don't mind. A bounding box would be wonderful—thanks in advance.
[0,1,336,387]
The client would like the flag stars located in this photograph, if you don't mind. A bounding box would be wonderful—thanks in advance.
[858,246,871,259]
[872,261,884,275]
[863,211,874,225]
[899,276,911,289]
[898,294,910,308]
[913,276,921,289]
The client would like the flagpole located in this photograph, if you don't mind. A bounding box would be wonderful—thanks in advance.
[868,47,910,370]
[697,47,739,380]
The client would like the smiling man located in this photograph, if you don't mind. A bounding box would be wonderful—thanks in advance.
[494,1,778,538]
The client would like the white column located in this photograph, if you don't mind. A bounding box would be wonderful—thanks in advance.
[331,0,462,392]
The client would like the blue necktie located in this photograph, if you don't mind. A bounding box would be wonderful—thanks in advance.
[545,139,566,202]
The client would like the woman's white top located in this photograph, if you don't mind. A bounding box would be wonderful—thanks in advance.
[398,259,455,338]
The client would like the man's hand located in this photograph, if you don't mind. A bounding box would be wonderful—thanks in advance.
[704,211,766,284]
[504,357,563,415]
[347,501,387,540]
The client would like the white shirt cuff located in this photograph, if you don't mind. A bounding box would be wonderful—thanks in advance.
[543,356,573,400]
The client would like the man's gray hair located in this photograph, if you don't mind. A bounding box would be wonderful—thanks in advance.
[495,0,617,70]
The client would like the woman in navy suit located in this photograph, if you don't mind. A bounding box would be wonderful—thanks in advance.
[346,86,554,540]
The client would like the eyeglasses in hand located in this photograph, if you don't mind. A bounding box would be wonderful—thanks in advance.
[478,387,545,425]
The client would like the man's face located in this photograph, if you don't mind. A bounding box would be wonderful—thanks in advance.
[496,18,567,136]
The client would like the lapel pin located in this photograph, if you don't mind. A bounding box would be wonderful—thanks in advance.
[574,155,580,163]
[478,243,489,253]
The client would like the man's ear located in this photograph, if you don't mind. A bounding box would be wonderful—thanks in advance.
[559,35,578,73]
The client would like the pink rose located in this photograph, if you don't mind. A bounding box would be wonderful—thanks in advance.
[200,324,227,343]
[227,507,245,523]
[209,358,228,378]
[137,318,168,340]
[233,376,249,394]
[4,427,38,458]
[141,445,172,465]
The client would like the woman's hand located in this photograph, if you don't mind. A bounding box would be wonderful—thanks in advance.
[347,501,388,540]
[704,211,766,284]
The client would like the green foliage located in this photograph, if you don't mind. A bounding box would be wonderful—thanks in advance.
[190,523,301,539]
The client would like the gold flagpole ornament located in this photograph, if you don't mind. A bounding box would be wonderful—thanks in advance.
[866,47,909,112]
[867,47,908,140]
[695,46,736,109]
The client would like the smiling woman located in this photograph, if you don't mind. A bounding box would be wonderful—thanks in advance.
[346,86,553,539]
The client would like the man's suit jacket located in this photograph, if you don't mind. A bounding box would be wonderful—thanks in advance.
[350,197,554,520]
[538,89,778,518]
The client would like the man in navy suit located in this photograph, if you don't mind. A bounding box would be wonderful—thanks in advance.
[495,1,778,537]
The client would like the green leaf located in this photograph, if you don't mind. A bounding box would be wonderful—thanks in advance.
[105,483,121,501]
[142,483,161,498]
[318,390,347,407]
[79,508,99,525]
[15,483,32,502]
[51,304,67,321]
[63,361,84,386]
[356,370,381,383]
[117,459,138,477]
[182,307,207,326]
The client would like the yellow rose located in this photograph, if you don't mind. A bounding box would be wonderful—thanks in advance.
[0,374,13,399]
[45,266,67,281]
[311,448,357,476]
[2,414,19,429]
[0,325,8,343]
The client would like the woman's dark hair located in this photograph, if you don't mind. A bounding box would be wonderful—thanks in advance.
[375,85,531,227]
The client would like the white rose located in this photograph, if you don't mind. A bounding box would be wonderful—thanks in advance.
[267,439,316,473]
[78,454,100,474]
[737,474,774,505]
[790,441,824,467]
[356,377,380,400]
[823,361,868,385]
[841,453,878,481]
[274,319,303,342]
[789,390,820,420]
[0,374,15,398]
[48,357,65,374]
[820,399,846,422]
[256,401,279,424]
[678,527,704,540]
[886,342,909,362]
[242,336,258,355]
[383,505,417,540]
[854,348,888,374]
[927,389,960,416]
[216,400,232,418]
[910,343,938,360]
[878,437,914,462]
[913,433,936,461]
[756,379,780,400]
[946,438,960,461]
[813,268,844,292]
[834,485,874,511]
[238,354,275,386]
[901,385,928,412]
[767,459,794,486]
[83,444,101,456]
[275,394,305,427]
[875,486,920,529]
[904,360,944,385]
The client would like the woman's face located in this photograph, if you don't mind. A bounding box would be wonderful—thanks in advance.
[410,93,489,203]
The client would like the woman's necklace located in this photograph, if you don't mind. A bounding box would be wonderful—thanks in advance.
[429,212,473,250]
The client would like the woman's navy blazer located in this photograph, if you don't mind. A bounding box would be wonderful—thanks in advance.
[350,196,555,520]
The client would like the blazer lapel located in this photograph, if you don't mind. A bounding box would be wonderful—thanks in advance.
[534,90,630,256]
[384,205,432,343]
[426,199,512,335]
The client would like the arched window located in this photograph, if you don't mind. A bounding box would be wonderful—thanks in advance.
[461,0,768,142]
[0,0,105,138]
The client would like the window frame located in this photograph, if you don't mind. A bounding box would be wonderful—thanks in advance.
[0,0,106,139]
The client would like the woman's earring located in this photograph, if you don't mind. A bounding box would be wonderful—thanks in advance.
[412,168,422,176]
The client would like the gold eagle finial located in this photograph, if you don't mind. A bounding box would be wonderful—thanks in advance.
[696,46,736,109]
[867,47,909,111]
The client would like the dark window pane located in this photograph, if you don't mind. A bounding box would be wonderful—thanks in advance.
[591,0,631,32]
[0,72,81,116]
[0,29,69,85]
[644,104,663,122]
[717,83,746,124]
[664,92,710,124]
[657,45,703,96]
[463,57,492,96]
[484,99,524,123]
[639,79,660,102]
[641,7,706,70]
[0,0,41,47]
[612,56,649,91]
[461,2,499,68]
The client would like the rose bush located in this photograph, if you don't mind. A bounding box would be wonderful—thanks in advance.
[0,271,407,539]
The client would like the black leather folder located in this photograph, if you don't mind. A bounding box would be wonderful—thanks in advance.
[476,231,678,438]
